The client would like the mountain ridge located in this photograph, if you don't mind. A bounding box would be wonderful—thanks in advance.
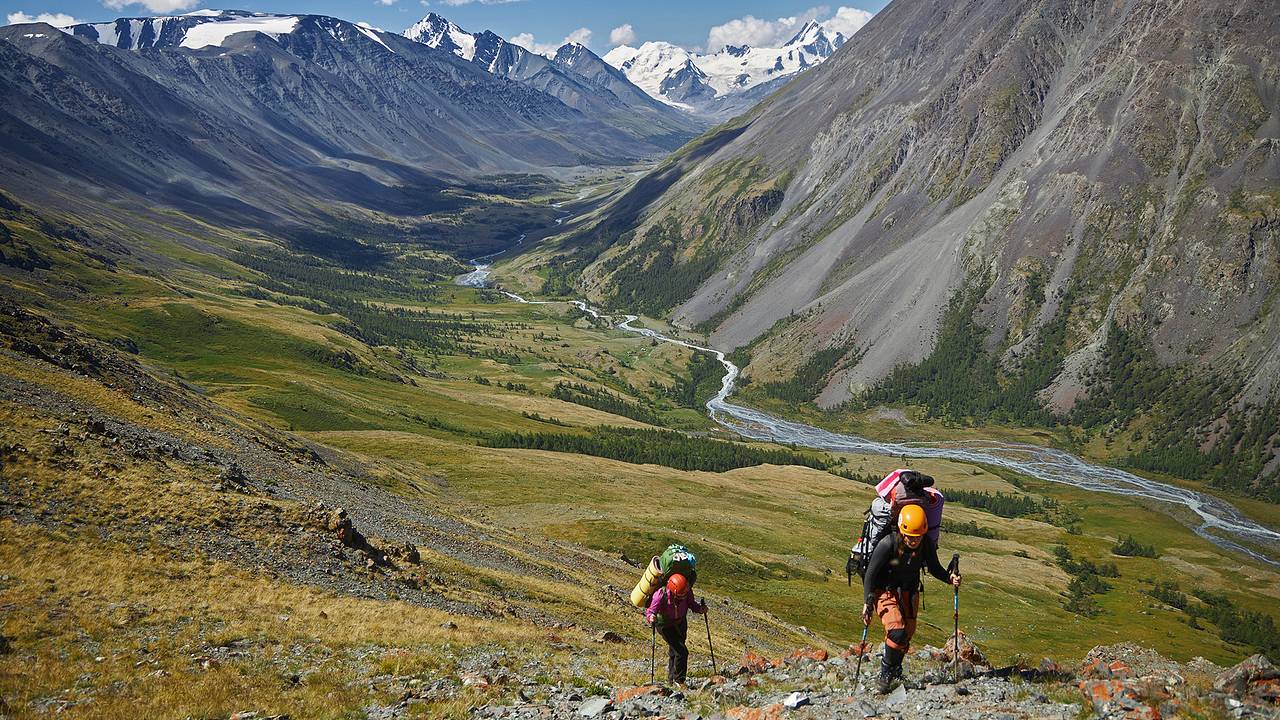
[403,12,705,147]
[560,0,1280,497]
[0,10,680,250]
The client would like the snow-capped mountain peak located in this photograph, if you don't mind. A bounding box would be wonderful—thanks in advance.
[783,20,824,47]
[604,17,854,116]
[403,12,475,60]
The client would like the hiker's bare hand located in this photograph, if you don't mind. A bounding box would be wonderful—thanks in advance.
[950,573,962,588]
[861,604,872,626]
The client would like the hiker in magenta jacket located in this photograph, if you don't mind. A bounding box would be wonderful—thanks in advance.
[645,573,706,684]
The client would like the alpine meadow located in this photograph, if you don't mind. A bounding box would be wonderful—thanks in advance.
[1,1,1279,719]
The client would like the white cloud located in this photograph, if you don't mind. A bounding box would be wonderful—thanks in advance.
[703,5,872,52]
[377,0,398,5]
[509,32,539,50]
[705,7,821,51]
[609,23,635,46]
[102,0,200,12]
[509,26,591,57]
[6,10,79,25]
[824,6,873,38]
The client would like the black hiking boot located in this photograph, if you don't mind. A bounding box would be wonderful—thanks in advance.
[875,669,894,694]
[876,647,904,694]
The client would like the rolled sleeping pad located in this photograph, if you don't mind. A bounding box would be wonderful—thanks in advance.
[922,487,944,546]
[881,477,946,547]
[630,556,664,608]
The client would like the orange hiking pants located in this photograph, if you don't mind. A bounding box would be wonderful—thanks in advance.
[874,589,920,652]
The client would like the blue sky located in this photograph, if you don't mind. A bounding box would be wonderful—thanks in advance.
[3,1,886,52]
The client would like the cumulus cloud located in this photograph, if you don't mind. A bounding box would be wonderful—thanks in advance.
[510,26,591,57]
[823,6,873,38]
[377,0,398,5]
[609,23,636,46]
[6,10,79,25]
[704,5,872,51]
[102,0,200,12]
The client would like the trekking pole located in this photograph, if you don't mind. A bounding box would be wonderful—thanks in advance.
[650,621,657,685]
[853,615,870,688]
[949,553,960,684]
[703,611,717,675]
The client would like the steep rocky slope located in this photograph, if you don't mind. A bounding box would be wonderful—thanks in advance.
[572,0,1280,493]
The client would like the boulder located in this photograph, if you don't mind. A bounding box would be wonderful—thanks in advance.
[784,647,829,665]
[783,691,810,709]
[1078,677,1160,718]
[742,651,775,674]
[387,542,420,564]
[725,703,784,720]
[1214,654,1279,698]
[577,697,612,717]
[943,630,987,666]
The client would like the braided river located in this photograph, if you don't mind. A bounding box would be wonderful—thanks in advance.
[460,258,1280,568]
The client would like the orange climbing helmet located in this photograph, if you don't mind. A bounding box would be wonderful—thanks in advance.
[898,504,928,537]
[666,573,689,597]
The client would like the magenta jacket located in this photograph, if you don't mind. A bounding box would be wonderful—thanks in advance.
[646,587,707,626]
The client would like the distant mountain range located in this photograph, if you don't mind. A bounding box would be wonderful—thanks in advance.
[403,13,702,147]
[0,9,703,234]
[604,20,847,118]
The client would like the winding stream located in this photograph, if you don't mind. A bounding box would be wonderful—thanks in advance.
[460,258,1280,568]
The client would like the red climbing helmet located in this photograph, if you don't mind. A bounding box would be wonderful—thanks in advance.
[666,573,689,597]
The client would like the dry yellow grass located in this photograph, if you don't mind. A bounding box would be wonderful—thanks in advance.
[0,522,636,719]
[0,356,231,451]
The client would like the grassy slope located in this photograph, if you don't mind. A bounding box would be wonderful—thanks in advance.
[3,199,1279,718]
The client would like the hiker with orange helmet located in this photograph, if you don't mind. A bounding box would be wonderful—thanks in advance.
[645,573,707,685]
[861,504,961,693]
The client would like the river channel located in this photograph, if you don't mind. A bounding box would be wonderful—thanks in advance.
[459,259,1280,569]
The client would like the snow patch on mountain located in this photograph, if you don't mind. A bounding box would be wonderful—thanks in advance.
[65,11,308,51]
[355,24,395,54]
[180,15,300,49]
[84,21,119,47]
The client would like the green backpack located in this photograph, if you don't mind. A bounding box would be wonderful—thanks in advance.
[630,543,699,608]
[659,544,698,586]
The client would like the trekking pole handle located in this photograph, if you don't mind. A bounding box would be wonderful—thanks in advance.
[951,554,960,602]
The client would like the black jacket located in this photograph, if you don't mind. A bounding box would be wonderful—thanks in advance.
[863,530,951,607]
